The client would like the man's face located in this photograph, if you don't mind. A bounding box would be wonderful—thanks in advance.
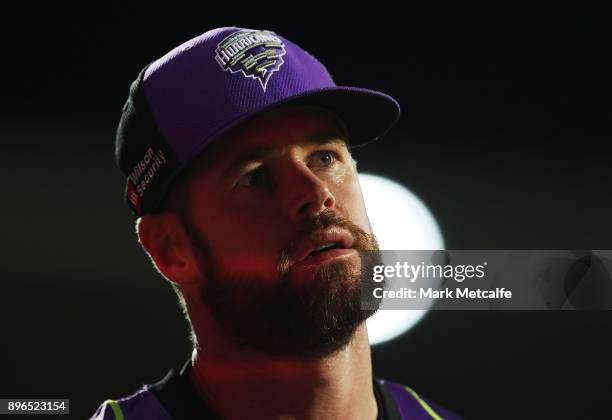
[177,105,382,357]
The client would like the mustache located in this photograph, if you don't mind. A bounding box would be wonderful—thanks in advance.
[278,209,379,272]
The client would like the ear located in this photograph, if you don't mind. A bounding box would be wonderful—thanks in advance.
[136,212,200,286]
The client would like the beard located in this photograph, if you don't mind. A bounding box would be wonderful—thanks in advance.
[185,209,383,358]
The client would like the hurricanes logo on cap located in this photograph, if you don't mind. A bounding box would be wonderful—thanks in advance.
[215,29,286,92]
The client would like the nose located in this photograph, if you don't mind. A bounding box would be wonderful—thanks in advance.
[282,163,336,221]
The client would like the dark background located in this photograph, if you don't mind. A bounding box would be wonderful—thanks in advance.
[2,3,611,419]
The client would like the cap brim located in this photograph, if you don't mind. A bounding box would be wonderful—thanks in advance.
[270,86,400,147]
[193,86,400,156]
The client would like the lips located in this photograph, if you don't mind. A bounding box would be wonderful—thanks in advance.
[292,227,355,263]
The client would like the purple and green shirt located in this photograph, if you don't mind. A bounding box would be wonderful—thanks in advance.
[91,360,462,419]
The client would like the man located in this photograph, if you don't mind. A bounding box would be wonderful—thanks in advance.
[92,27,461,419]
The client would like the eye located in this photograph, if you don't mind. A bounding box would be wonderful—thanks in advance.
[236,166,268,188]
[310,151,336,168]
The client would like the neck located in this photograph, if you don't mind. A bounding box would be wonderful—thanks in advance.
[189,324,378,420]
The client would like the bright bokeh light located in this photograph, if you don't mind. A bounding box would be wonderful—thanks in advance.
[359,173,445,345]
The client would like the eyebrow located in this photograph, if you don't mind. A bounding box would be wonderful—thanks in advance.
[222,132,347,177]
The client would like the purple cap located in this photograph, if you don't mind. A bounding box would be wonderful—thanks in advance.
[115,27,400,217]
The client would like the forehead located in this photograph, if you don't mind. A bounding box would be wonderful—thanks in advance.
[190,105,349,172]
